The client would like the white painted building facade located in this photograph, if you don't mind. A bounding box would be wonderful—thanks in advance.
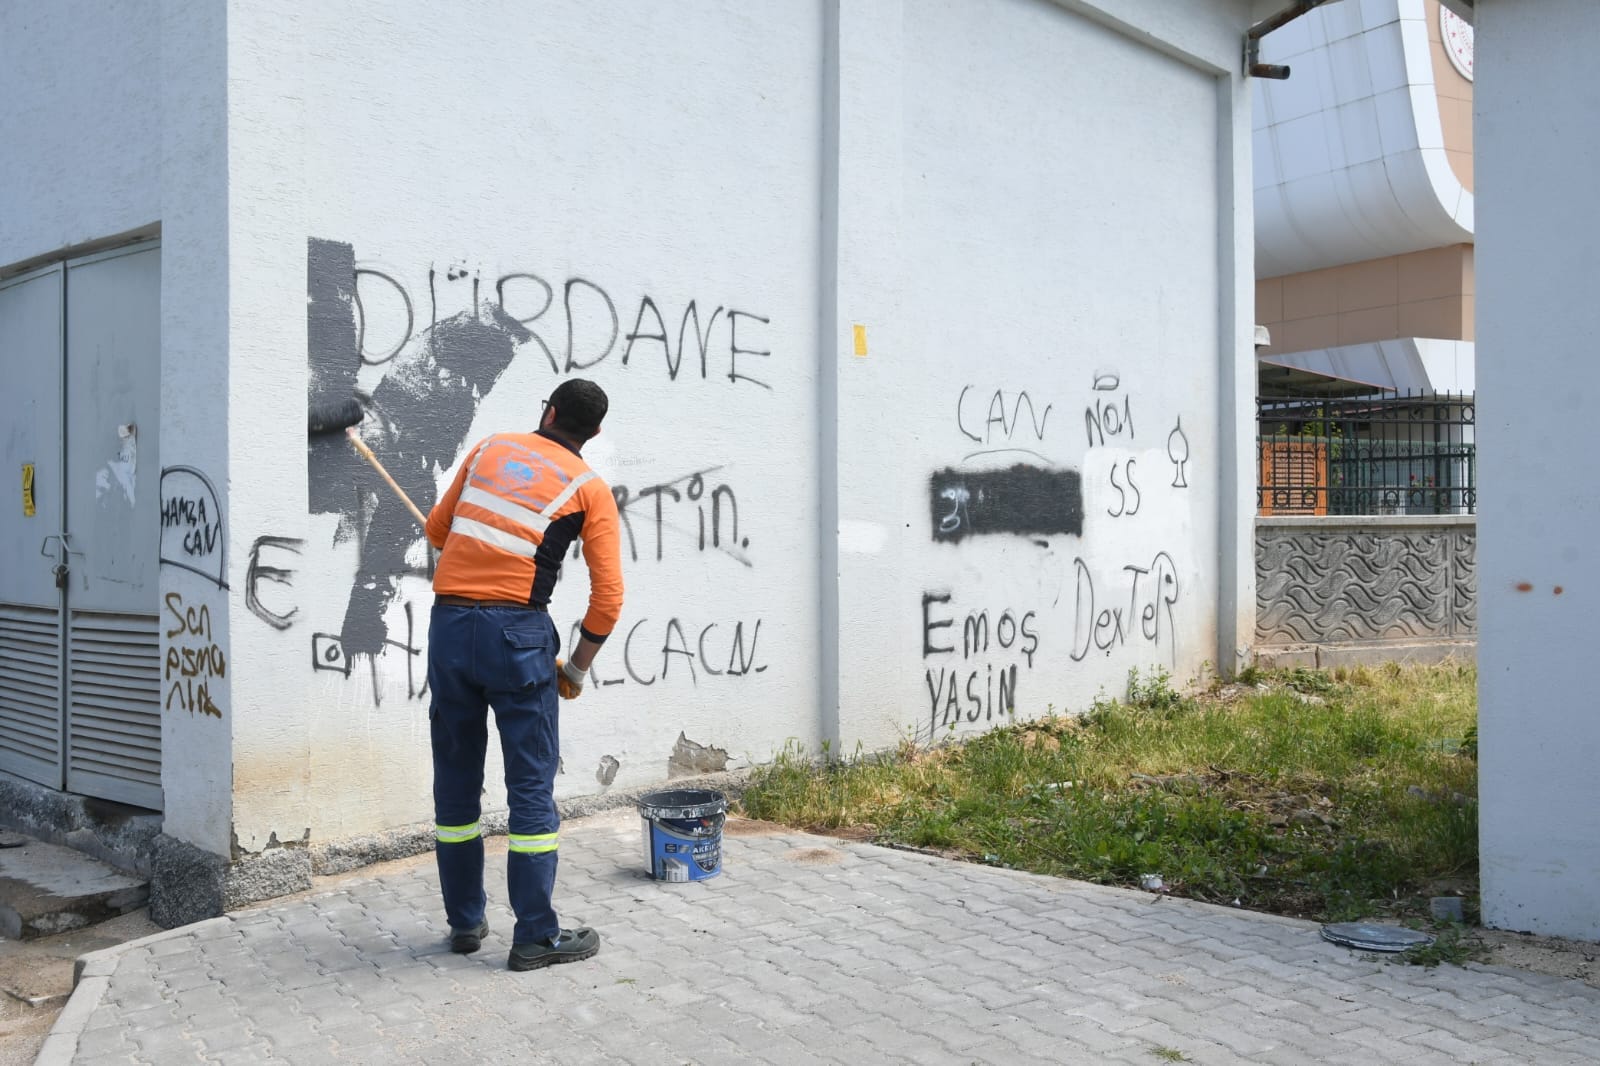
[2,0,1267,913]
[1475,0,1600,943]
[1253,0,1477,396]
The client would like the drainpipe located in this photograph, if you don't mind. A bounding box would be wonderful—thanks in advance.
[1246,0,1339,79]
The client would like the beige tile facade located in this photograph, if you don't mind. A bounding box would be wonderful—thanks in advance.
[1256,244,1474,355]
[1428,0,1473,193]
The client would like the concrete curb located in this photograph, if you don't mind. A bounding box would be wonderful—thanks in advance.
[38,916,234,1066]
[1252,639,1476,669]
[33,976,108,1066]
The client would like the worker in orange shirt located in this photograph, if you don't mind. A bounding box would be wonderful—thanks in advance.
[423,378,624,971]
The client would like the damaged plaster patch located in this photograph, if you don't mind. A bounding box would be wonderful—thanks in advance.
[668,732,729,778]
[596,755,620,787]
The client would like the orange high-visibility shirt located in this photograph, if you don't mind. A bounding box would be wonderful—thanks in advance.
[427,430,624,643]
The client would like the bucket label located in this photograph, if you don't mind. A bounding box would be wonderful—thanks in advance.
[644,815,724,882]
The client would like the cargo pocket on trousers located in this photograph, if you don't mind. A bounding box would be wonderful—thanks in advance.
[503,626,552,692]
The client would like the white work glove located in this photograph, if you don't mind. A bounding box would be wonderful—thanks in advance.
[556,658,587,700]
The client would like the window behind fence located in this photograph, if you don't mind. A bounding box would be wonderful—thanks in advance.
[1256,390,1475,516]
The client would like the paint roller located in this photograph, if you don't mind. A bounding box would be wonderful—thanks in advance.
[308,398,429,529]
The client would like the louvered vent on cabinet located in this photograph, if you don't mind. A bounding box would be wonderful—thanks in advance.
[66,611,162,810]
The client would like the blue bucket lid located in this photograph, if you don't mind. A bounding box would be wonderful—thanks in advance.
[637,789,727,820]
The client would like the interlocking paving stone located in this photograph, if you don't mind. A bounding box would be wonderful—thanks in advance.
[47,809,1600,1064]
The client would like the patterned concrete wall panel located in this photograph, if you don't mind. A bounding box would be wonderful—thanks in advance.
[1256,519,1476,645]
[1451,528,1477,634]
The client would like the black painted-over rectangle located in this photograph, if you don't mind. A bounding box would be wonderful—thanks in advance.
[929,465,1083,543]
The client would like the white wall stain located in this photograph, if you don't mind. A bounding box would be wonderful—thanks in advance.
[95,423,138,505]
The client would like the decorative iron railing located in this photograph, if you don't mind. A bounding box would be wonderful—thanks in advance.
[1257,390,1475,516]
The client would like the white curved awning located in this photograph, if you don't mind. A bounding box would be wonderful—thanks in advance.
[1253,0,1473,277]
[1260,337,1475,395]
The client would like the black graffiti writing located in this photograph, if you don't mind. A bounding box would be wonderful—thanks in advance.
[345,254,773,388]
[930,465,1083,543]
[158,466,228,589]
[245,536,304,631]
[921,591,1039,735]
[622,297,728,381]
[1169,416,1191,488]
[611,468,751,567]
[375,601,425,705]
[311,238,777,658]
[957,386,1054,446]
[1107,459,1141,518]
[1069,552,1181,664]
[921,593,1039,667]
[163,592,224,718]
[311,633,352,678]
[353,269,414,366]
[309,238,526,660]
[562,277,619,372]
[726,310,771,390]
[496,273,559,372]
[1087,377,1144,519]
[1085,393,1134,448]
[162,499,219,555]
[571,617,767,687]
[926,663,1018,729]
[309,602,427,706]
[922,592,954,655]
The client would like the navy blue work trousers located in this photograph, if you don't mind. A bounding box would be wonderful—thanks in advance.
[427,604,562,946]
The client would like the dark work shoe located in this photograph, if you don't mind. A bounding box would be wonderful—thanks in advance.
[508,927,600,971]
[450,919,489,954]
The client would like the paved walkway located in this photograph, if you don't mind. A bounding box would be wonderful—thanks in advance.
[40,809,1600,1065]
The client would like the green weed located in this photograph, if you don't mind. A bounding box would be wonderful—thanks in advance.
[1398,924,1490,968]
[739,664,1479,926]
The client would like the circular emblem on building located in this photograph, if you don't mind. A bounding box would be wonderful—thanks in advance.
[1440,6,1474,81]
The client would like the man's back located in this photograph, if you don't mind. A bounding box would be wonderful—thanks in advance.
[427,429,623,639]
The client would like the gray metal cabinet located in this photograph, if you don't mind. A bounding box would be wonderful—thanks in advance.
[0,242,162,810]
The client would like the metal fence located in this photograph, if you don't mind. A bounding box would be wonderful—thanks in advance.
[1257,390,1476,516]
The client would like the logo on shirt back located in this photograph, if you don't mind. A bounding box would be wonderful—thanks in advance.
[473,441,572,512]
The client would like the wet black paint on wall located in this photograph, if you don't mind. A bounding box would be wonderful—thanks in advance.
[929,464,1083,543]
[307,238,530,658]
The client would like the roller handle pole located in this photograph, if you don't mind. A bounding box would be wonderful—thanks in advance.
[345,428,429,530]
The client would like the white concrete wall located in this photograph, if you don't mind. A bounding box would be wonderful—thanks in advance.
[1476,0,1600,941]
[831,0,1240,752]
[217,0,827,848]
[0,0,236,857]
[7,0,1261,861]
[157,0,234,856]
[0,0,162,264]
[212,0,1257,852]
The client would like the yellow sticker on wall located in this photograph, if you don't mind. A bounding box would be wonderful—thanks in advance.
[22,463,35,517]
[852,324,868,357]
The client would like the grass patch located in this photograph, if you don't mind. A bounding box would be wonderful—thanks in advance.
[739,663,1478,925]
[1397,924,1491,968]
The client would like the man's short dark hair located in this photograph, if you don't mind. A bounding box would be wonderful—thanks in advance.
[547,378,609,441]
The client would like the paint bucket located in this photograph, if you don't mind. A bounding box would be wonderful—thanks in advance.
[636,789,726,882]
